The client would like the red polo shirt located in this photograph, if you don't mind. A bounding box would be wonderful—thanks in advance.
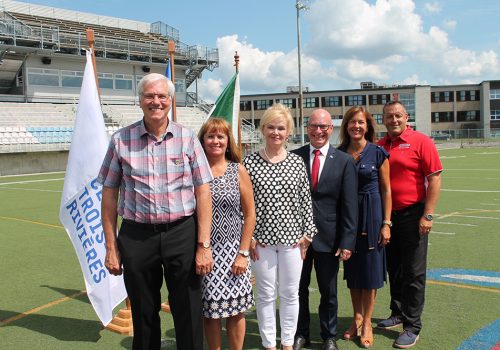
[378,127,443,211]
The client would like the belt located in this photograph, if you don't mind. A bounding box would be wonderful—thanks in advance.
[392,202,424,217]
[122,216,192,232]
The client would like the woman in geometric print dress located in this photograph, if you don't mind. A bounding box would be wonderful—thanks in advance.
[338,106,392,349]
[198,118,256,350]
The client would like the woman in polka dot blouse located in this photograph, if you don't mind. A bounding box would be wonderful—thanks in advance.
[243,103,317,350]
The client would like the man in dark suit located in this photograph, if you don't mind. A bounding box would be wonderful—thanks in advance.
[292,109,358,350]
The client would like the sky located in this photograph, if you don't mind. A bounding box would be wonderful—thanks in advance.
[18,0,500,102]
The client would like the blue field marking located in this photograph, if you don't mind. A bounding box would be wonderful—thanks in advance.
[427,269,500,288]
[456,319,500,350]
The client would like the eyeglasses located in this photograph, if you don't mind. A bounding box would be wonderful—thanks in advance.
[141,93,170,102]
[307,124,331,131]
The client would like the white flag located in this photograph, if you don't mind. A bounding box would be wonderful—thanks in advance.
[59,50,127,326]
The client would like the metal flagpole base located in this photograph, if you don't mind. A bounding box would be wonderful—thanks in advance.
[105,308,133,335]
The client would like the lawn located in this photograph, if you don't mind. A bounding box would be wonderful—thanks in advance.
[0,146,499,349]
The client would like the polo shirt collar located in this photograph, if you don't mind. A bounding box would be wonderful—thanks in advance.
[139,118,175,141]
[382,126,413,144]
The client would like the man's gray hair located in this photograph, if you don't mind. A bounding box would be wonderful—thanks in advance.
[137,73,175,97]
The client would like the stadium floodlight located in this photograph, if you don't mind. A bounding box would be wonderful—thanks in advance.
[296,0,309,145]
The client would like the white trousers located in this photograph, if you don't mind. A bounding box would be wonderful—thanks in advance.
[252,244,303,348]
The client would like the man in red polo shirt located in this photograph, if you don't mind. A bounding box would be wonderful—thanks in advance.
[376,101,442,348]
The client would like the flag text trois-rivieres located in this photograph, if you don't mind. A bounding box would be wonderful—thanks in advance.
[64,178,106,283]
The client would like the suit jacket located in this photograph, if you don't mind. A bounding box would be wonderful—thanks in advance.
[292,144,358,253]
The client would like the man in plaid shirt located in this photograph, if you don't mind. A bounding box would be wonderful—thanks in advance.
[99,73,213,350]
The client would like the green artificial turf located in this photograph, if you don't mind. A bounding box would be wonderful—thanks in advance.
[1,148,499,349]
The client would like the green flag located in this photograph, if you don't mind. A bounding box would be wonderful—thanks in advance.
[208,73,240,143]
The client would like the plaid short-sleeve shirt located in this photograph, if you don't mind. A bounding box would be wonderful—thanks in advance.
[98,119,213,224]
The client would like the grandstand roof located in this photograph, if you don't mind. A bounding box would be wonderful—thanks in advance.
[0,0,218,93]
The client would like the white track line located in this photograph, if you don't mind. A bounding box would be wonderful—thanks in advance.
[445,177,500,180]
[480,203,500,206]
[0,178,64,186]
[445,169,500,171]
[434,221,477,227]
[441,189,500,193]
[431,231,456,235]
[453,215,500,220]
[0,187,61,193]
[464,208,500,212]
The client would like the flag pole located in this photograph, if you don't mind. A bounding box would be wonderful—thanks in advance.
[85,29,100,99]
[85,28,133,335]
[234,51,242,158]
[168,40,177,122]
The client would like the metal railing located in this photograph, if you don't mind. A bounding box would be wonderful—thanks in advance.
[431,128,500,141]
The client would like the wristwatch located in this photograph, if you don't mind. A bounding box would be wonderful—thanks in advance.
[198,240,211,249]
[423,214,434,221]
[382,220,393,227]
[238,249,250,257]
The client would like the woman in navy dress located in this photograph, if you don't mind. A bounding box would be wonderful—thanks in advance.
[338,106,392,348]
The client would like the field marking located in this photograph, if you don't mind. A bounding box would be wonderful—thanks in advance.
[454,215,500,220]
[428,280,500,294]
[434,221,477,227]
[0,171,65,178]
[443,274,500,284]
[480,203,500,206]
[0,187,62,193]
[464,208,500,212]
[440,155,466,159]
[0,178,64,186]
[445,169,500,171]
[474,152,500,155]
[445,176,500,180]
[432,231,456,235]
[442,189,500,193]
[0,291,86,327]
[0,216,64,229]
[437,209,500,220]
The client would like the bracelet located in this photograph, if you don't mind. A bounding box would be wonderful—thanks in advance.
[303,235,313,242]
[382,220,393,227]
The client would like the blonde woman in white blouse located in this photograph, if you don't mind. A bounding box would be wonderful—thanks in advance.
[243,103,317,350]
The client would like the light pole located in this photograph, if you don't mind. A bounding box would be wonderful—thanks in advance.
[296,0,308,145]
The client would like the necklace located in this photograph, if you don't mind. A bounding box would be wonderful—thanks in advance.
[348,142,366,160]
[263,147,284,163]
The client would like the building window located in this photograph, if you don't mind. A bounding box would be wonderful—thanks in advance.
[61,70,83,87]
[432,112,453,123]
[27,68,59,86]
[491,110,500,120]
[432,91,454,102]
[457,90,480,101]
[303,97,318,108]
[277,98,294,108]
[398,93,416,123]
[490,89,500,99]
[115,74,133,90]
[457,110,480,122]
[346,95,365,106]
[373,114,383,124]
[323,96,341,107]
[255,99,272,110]
[175,78,185,93]
[97,73,113,89]
[240,100,251,111]
[369,94,390,105]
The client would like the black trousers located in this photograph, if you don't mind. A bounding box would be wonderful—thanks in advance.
[117,216,203,350]
[296,248,340,341]
[386,202,427,334]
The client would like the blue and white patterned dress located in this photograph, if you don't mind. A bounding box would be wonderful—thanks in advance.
[202,162,254,318]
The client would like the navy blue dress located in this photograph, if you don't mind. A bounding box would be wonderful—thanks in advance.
[342,142,389,289]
